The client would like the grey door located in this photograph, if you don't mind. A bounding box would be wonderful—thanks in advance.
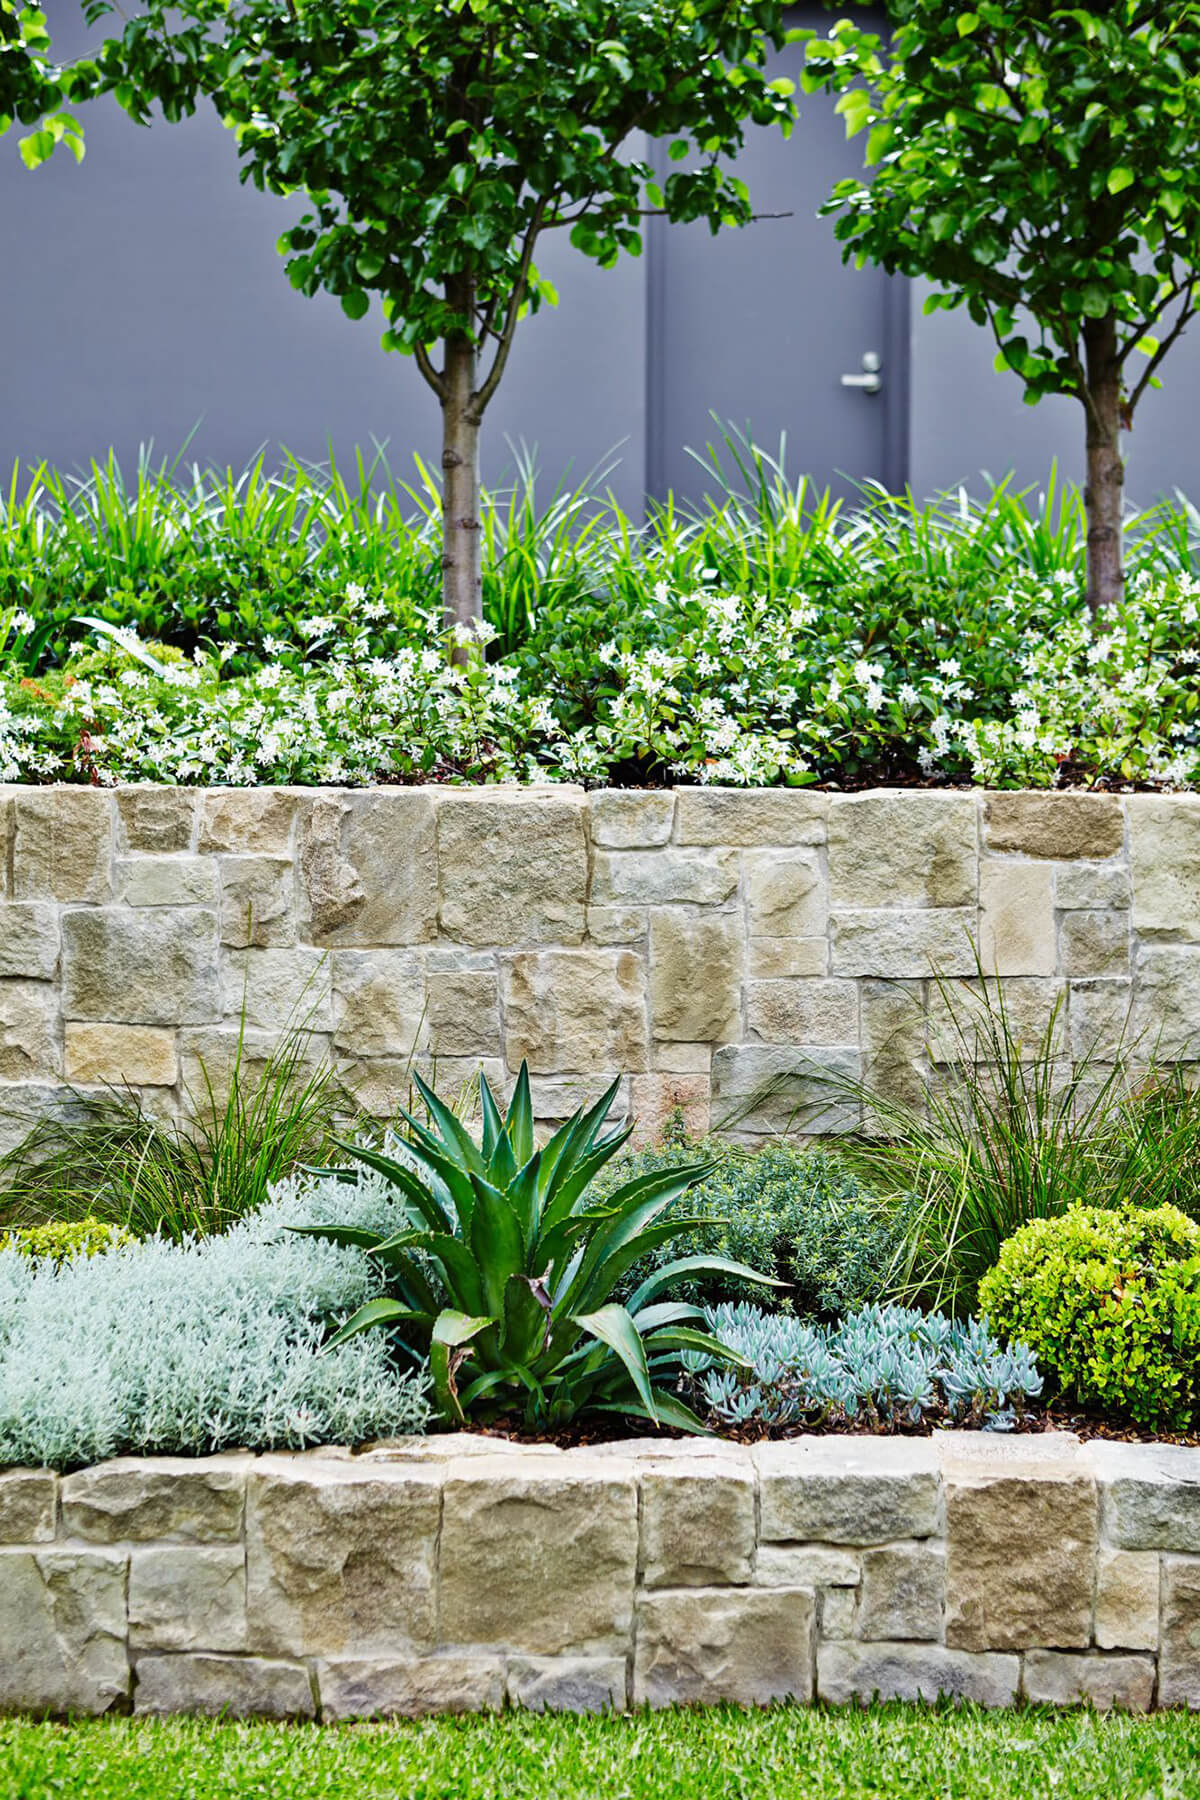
[647,4,907,505]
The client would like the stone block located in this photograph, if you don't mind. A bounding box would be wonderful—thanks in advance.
[1022,1650,1155,1711]
[1055,862,1131,911]
[0,904,58,979]
[589,790,675,848]
[711,1045,860,1137]
[1069,979,1132,1061]
[1059,911,1129,978]
[64,1022,178,1088]
[0,1547,129,1714]
[1130,946,1200,1059]
[62,908,220,1025]
[502,949,647,1074]
[829,792,978,909]
[629,1073,710,1147]
[592,848,738,908]
[675,789,828,847]
[587,905,647,945]
[831,909,978,979]
[817,1641,1019,1708]
[979,860,1056,977]
[744,849,826,938]
[197,790,297,855]
[118,857,219,908]
[438,1456,637,1655]
[129,1546,247,1652]
[1094,1549,1160,1652]
[1160,1555,1200,1708]
[245,1459,441,1657]
[986,794,1125,861]
[332,949,427,1057]
[1129,796,1200,939]
[297,792,437,946]
[822,1588,858,1639]
[651,1040,714,1073]
[634,1587,814,1707]
[748,939,828,979]
[438,792,587,946]
[218,856,296,948]
[134,1653,314,1719]
[527,1073,626,1125]
[61,1457,248,1542]
[860,979,927,1117]
[942,1445,1098,1651]
[0,1469,56,1543]
[12,790,114,902]
[639,1456,756,1587]
[117,788,196,854]
[856,1542,944,1642]
[747,979,858,1046]
[426,969,500,1058]
[1090,1441,1200,1552]
[507,1657,627,1714]
[755,1546,861,1589]
[223,946,332,1030]
[317,1656,504,1720]
[757,1439,940,1545]
[648,910,740,1043]
[0,979,59,1079]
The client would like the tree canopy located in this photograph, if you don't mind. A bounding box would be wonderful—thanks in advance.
[1,2,85,167]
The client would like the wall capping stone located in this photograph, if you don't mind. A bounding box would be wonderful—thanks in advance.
[2,1433,1199,1717]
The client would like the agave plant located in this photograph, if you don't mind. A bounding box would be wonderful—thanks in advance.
[299,1063,781,1431]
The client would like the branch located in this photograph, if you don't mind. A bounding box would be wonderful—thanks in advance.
[1125,288,1196,422]
[472,200,546,416]
[413,341,445,401]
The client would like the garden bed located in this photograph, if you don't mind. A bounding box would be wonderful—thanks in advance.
[3,1433,1199,1719]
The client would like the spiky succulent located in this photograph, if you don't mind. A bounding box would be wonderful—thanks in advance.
[299,1063,781,1430]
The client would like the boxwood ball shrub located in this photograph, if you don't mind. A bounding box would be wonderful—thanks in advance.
[978,1203,1200,1431]
[0,1173,430,1469]
[598,1129,905,1318]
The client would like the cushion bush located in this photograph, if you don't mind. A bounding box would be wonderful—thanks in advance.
[0,1171,430,1469]
[977,1203,1200,1431]
[598,1128,907,1317]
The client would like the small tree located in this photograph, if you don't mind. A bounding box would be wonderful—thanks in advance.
[1,3,85,167]
[87,0,796,631]
[805,2,1200,612]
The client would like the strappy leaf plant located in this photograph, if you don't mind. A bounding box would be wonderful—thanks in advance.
[299,1063,781,1432]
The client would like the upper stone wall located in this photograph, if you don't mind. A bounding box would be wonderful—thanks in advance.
[0,785,1194,1145]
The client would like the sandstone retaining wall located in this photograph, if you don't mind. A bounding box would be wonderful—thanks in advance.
[0,785,1196,1144]
[2,1434,1198,1717]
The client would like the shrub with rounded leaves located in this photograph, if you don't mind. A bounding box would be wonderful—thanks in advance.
[0,1217,130,1263]
[978,1204,1200,1431]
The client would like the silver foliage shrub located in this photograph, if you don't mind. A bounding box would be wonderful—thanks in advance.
[0,1169,430,1469]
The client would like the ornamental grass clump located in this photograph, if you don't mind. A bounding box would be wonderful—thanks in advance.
[684,1302,1041,1435]
[978,1204,1200,1433]
[301,1064,782,1432]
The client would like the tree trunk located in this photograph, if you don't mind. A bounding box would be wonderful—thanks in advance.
[1083,313,1124,613]
[441,329,482,635]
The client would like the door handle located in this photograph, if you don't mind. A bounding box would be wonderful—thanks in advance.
[840,351,882,395]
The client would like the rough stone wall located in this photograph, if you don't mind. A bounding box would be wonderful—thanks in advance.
[0,785,1195,1147]
[1,1434,1197,1717]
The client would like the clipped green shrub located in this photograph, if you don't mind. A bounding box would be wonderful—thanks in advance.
[597,1128,904,1318]
[0,1217,130,1263]
[978,1204,1200,1432]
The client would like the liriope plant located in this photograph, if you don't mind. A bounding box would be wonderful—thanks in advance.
[299,1063,782,1431]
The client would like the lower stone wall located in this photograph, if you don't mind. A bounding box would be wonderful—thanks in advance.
[0,783,1197,1147]
[2,1434,1198,1718]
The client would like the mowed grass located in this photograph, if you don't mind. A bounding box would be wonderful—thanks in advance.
[1,1705,1199,1800]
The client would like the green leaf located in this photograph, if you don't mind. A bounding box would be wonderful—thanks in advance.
[468,1177,526,1317]
[1107,166,1135,195]
[340,289,369,320]
[571,1304,656,1418]
[626,1255,789,1316]
[323,1296,428,1353]
[430,1309,496,1425]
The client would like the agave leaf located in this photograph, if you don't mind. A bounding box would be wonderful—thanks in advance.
[323,1296,430,1353]
[387,1230,486,1316]
[468,1178,526,1317]
[629,1300,708,1333]
[287,1224,386,1251]
[538,1126,635,1233]
[642,1326,752,1370]
[571,1303,656,1419]
[392,1133,479,1233]
[503,1270,551,1365]
[410,1068,488,1176]
[625,1254,788,1316]
[478,1073,507,1165]
[430,1308,496,1424]
[505,1063,536,1167]
[590,1390,711,1436]
[537,1076,626,1209]
[328,1138,449,1233]
[506,1147,543,1249]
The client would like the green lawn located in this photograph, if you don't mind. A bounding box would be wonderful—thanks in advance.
[1,1706,1198,1800]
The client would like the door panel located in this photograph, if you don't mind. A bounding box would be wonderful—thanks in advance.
[647,4,906,506]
